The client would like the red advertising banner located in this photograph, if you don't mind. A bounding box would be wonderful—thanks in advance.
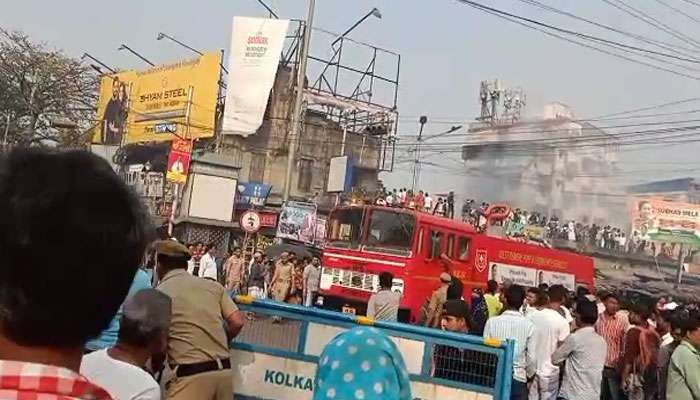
[166,139,193,183]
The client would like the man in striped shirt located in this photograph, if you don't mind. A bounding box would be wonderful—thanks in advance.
[483,284,535,400]
[594,292,629,400]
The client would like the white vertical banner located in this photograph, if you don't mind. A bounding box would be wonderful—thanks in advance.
[223,16,290,136]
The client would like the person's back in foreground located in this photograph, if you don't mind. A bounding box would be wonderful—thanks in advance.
[0,148,149,399]
[314,326,413,400]
[552,299,607,400]
[666,314,700,400]
[367,272,402,321]
[483,284,534,400]
[81,289,171,400]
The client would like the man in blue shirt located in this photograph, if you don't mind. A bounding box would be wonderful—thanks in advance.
[85,268,152,351]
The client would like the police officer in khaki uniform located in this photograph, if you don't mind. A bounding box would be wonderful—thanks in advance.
[153,240,245,400]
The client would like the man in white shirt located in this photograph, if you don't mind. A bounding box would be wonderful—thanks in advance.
[81,288,171,400]
[528,288,571,400]
[198,244,218,281]
[302,257,322,307]
[483,284,535,400]
[424,193,434,213]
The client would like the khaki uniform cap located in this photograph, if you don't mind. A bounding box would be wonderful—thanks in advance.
[154,240,191,259]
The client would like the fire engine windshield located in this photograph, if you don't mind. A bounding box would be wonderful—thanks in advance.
[363,209,415,256]
[327,207,364,249]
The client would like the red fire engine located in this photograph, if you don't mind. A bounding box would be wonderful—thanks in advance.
[319,204,595,322]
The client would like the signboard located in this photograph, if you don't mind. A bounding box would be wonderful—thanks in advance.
[223,17,290,136]
[538,270,576,290]
[631,198,700,244]
[313,217,327,248]
[489,262,575,290]
[166,139,193,183]
[259,212,279,228]
[237,182,273,206]
[92,52,221,144]
[277,202,318,243]
[241,211,262,233]
[489,262,536,287]
[327,156,351,193]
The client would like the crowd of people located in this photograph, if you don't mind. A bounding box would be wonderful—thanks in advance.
[3,147,700,400]
[417,264,700,400]
[371,187,457,218]
[461,199,683,259]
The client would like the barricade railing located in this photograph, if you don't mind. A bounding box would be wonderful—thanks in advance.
[230,296,514,400]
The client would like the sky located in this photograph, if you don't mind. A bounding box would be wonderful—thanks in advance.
[3,0,700,198]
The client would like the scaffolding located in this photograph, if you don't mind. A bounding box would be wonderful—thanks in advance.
[282,21,400,172]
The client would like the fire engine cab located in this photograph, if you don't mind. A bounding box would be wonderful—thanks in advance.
[319,205,595,322]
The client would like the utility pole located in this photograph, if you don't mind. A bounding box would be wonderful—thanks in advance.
[411,116,428,192]
[283,0,315,201]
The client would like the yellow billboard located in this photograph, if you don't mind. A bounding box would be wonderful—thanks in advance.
[93,52,221,144]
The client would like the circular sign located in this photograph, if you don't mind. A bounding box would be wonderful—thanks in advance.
[240,211,261,233]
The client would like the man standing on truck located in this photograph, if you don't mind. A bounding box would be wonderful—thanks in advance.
[425,273,452,328]
[367,272,402,321]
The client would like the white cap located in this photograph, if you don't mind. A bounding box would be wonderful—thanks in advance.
[663,302,679,311]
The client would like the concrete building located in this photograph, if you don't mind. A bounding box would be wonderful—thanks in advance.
[218,66,387,207]
[461,103,625,224]
[627,177,700,203]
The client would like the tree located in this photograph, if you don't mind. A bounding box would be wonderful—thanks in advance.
[0,29,98,148]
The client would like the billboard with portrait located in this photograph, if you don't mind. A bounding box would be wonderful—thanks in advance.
[631,198,700,243]
[92,52,221,144]
[277,202,318,244]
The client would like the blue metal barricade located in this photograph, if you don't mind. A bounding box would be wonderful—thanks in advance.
[231,296,514,400]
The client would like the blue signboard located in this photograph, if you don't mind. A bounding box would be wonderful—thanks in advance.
[237,182,273,206]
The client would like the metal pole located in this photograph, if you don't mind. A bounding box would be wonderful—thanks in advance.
[168,183,179,237]
[81,53,116,73]
[118,44,155,67]
[256,0,279,19]
[283,0,315,201]
[157,32,203,56]
[340,125,347,156]
[675,244,685,289]
[185,86,194,139]
[411,116,427,192]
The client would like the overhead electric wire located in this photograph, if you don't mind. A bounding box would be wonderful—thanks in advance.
[453,0,700,81]
[653,0,700,25]
[455,0,700,63]
[680,0,700,9]
[399,116,700,139]
[601,0,700,50]
[593,96,700,119]
[516,0,700,59]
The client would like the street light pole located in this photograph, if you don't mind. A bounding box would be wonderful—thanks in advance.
[255,0,279,19]
[157,32,203,56]
[411,116,428,192]
[282,0,315,201]
[331,8,382,47]
[81,53,116,73]
[118,44,155,67]
[156,32,229,74]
